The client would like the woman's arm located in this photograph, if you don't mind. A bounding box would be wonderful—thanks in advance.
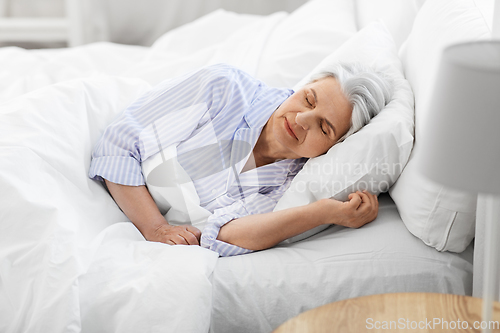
[105,179,201,245]
[217,190,378,251]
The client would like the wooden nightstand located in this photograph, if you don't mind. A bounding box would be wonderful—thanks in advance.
[273,293,500,332]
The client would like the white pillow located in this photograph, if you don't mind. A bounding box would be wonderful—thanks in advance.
[275,21,415,243]
[255,0,357,88]
[389,0,491,252]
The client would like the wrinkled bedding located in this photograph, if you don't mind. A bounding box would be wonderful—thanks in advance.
[0,10,286,333]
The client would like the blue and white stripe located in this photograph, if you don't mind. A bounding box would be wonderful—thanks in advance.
[200,158,305,256]
[89,63,306,256]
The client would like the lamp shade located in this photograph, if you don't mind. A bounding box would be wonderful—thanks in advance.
[419,41,500,195]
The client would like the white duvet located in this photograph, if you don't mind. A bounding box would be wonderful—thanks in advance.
[0,10,293,333]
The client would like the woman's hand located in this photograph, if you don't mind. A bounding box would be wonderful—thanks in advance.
[145,223,202,246]
[318,190,379,228]
[104,180,202,246]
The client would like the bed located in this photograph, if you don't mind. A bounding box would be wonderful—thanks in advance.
[0,0,493,332]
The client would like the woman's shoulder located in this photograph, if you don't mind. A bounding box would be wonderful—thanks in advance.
[148,63,261,103]
[197,63,261,86]
[201,63,248,75]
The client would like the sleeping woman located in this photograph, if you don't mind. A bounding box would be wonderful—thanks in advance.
[89,63,393,256]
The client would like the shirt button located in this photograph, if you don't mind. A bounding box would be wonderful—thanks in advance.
[211,189,217,194]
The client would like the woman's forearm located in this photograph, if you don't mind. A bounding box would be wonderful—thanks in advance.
[104,179,167,238]
[217,191,378,251]
[104,180,202,245]
[217,200,327,251]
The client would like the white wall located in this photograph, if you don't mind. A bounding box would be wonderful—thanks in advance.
[5,0,63,17]
[2,0,308,46]
[103,0,308,46]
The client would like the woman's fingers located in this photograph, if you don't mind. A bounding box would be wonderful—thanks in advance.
[154,224,201,246]
[167,232,194,246]
[186,225,202,240]
[370,192,379,219]
[359,190,378,220]
[180,228,200,245]
[169,234,187,245]
[342,190,379,228]
[356,190,376,209]
[358,191,369,205]
[348,192,362,209]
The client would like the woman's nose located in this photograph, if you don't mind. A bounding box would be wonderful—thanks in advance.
[295,111,313,130]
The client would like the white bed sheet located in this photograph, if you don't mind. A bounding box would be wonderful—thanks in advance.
[210,193,473,333]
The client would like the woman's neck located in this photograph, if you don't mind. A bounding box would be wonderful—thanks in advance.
[253,118,288,166]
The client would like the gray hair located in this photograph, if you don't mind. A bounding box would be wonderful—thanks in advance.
[310,62,394,142]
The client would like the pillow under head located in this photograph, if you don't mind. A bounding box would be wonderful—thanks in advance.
[275,21,415,243]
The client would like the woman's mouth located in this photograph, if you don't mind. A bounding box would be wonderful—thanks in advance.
[285,118,298,140]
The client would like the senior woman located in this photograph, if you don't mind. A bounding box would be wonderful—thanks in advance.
[89,63,393,257]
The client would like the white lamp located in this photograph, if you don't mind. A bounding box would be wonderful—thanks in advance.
[418,40,500,333]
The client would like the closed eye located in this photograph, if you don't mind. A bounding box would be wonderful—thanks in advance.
[305,96,313,107]
[320,120,327,135]
[304,91,315,107]
[324,119,336,138]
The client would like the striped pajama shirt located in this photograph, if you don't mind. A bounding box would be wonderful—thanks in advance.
[89,63,307,256]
